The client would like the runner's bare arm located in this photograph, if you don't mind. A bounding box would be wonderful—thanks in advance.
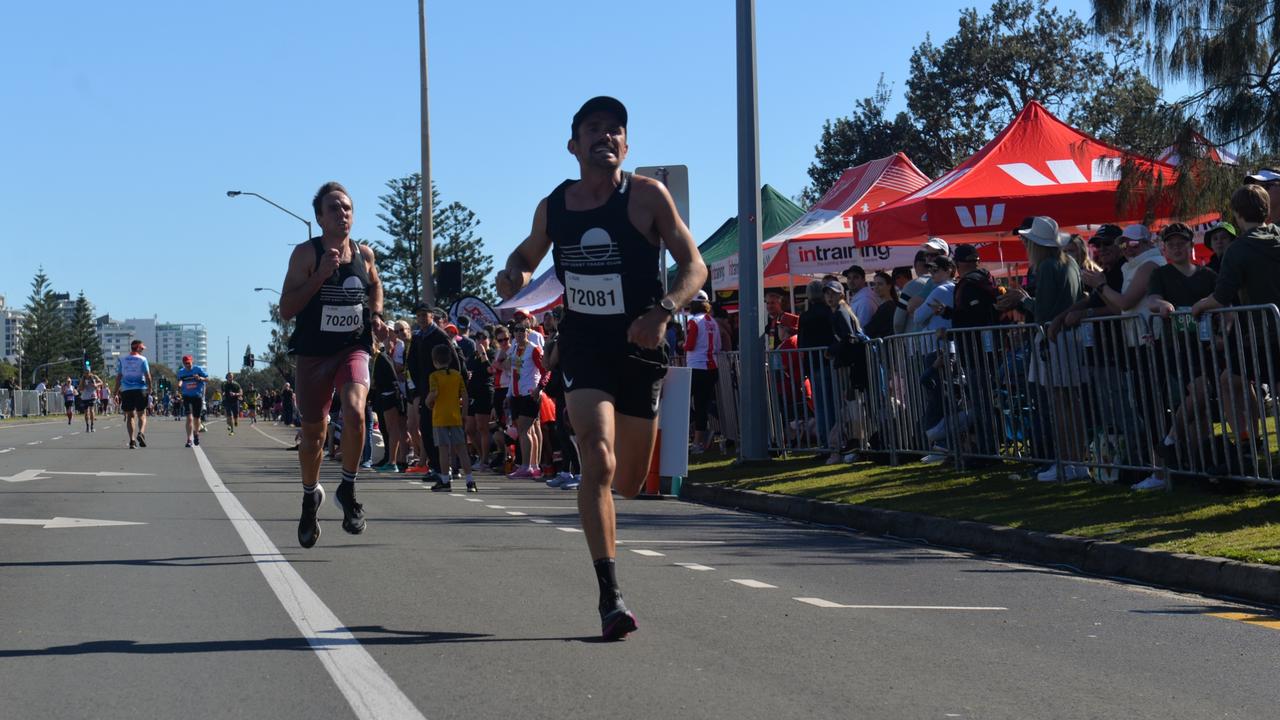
[639,178,706,309]
[279,242,338,321]
[496,199,552,300]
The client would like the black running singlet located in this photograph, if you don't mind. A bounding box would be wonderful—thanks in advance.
[546,172,662,344]
[288,238,373,356]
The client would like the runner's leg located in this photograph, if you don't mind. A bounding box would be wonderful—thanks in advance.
[612,412,660,498]
[568,390,618,561]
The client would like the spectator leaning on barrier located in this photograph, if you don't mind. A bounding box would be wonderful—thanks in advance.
[825,278,865,463]
[843,264,879,329]
[948,244,999,329]
[1192,184,1280,464]
[799,279,837,452]
[999,216,1089,481]
[684,290,722,454]
[1084,224,1165,317]
[864,271,898,338]
[897,238,950,333]
[913,257,958,460]
[1140,222,1220,491]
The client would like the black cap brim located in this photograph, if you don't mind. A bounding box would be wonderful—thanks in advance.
[572,96,627,135]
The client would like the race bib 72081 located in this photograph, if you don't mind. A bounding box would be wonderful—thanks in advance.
[321,304,363,332]
[564,272,624,316]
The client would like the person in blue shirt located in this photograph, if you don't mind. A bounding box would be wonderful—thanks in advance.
[113,339,152,449]
[176,354,210,447]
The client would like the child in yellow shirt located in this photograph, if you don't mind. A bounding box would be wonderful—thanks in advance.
[426,344,473,492]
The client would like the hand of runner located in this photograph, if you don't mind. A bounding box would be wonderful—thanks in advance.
[370,314,388,339]
[495,269,522,300]
[626,309,668,350]
[318,248,341,276]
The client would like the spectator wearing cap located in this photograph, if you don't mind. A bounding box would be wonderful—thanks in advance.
[1245,168,1280,222]
[454,316,476,362]
[897,239,950,334]
[891,266,914,291]
[863,271,898,339]
[824,278,864,463]
[1047,224,1123,339]
[1000,216,1089,481]
[892,250,934,334]
[684,290,722,453]
[1203,221,1237,273]
[511,309,545,348]
[1083,224,1165,317]
[842,264,879,329]
[1137,222,1221,491]
[948,244,1000,329]
[1192,185,1280,459]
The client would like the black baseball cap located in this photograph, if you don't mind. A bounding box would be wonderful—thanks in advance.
[842,264,865,278]
[1160,222,1194,242]
[572,96,627,136]
[413,302,431,313]
[953,244,980,263]
[1089,224,1123,245]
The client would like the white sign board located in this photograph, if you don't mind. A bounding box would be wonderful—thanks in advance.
[635,165,690,229]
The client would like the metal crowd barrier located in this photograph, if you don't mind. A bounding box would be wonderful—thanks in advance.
[719,304,1280,487]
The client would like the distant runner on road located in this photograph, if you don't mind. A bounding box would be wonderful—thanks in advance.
[279,181,386,548]
[61,377,76,425]
[177,355,210,447]
[222,373,242,436]
[496,96,707,640]
[113,339,152,449]
[79,370,102,432]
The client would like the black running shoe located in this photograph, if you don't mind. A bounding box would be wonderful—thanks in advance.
[136,433,146,448]
[128,440,136,449]
[333,482,366,535]
[599,592,638,641]
[466,481,478,493]
[430,479,453,492]
[193,433,200,446]
[298,485,324,548]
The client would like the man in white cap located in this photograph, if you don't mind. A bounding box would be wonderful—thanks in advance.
[1081,224,1165,315]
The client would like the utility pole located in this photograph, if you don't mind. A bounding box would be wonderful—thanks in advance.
[735,0,767,460]
[418,0,435,305]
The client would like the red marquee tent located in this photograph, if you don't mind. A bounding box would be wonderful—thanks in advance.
[857,101,1179,248]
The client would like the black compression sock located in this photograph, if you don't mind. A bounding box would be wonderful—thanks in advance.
[594,558,620,605]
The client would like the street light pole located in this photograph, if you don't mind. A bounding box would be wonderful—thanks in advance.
[226,191,313,242]
[418,0,435,305]
[735,0,767,461]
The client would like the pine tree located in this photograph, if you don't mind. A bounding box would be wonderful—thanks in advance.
[68,293,103,373]
[434,201,496,305]
[20,268,67,382]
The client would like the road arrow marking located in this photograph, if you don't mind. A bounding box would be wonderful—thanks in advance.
[0,517,146,529]
[0,469,155,483]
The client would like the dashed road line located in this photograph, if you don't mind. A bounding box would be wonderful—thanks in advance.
[465,498,483,503]
[485,505,506,509]
[794,597,1007,611]
[629,549,665,557]
[505,511,527,516]
[0,448,13,454]
[529,519,552,524]
[26,441,41,446]
[557,527,583,533]
[675,563,715,571]
[51,436,63,440]
[730,579,776,589]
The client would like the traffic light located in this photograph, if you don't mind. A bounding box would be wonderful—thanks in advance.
[83,350,91,371]
[244,352,255,367]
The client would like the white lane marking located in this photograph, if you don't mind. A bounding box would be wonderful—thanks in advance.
[485,505,506,509]
[556,527,583,533]
[51,436,63,440]
[630,549,665,557]
[505,511,527,516]
[529,519,552,524]
[26,441,41,445]
[0,517,146,529]
[675,563,715,571]
[484,505,575,510]
[614,540,725,545]
[0,448,13,454]
[1,469,153,483]
[465,498,483,503]
[793,597,1007,611]
[0,421,61,430]
[731,579,777,589]
[70,432,80,436]
[191,447,427,720]
[251,423,293,447]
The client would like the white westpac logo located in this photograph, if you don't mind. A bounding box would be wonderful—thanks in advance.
[955,204,1005,228]
[852,219,870,243]
[997,158,1123,186]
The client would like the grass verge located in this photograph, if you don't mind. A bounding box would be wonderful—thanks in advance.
[689,454,1280,566]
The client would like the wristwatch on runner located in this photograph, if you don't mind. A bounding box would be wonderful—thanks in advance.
[658,297,677,318]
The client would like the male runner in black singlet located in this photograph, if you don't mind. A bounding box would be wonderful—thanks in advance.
[497,97,707,640]
[280,181,387,548]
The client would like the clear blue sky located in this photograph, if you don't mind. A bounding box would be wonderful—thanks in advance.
[2,0,1102,377]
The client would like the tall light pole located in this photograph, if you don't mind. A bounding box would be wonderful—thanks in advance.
[418,0,435,305]
[736,0,767,460]
[226,191,313,242]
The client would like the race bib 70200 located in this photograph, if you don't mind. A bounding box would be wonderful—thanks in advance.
[321,304,363,332]
[564,272,624,315]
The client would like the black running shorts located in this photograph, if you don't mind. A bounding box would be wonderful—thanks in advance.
[182,395,204,416]
[224,399,240,417]
[372,390,404,416]
[467,390,493,416]
[558,339,669,420]
[120,390,147,413]
[510,393,541,420]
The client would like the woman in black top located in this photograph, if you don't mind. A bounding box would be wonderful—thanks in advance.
[797,280,838,454]
[465,331,495,472]
[864,272,898,339]
[370,327,408,470]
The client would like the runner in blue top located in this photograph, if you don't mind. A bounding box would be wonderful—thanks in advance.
[113,339,152,449]
[176,354,210,447]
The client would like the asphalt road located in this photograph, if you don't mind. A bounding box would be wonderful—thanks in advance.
[2,414,1278,720]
